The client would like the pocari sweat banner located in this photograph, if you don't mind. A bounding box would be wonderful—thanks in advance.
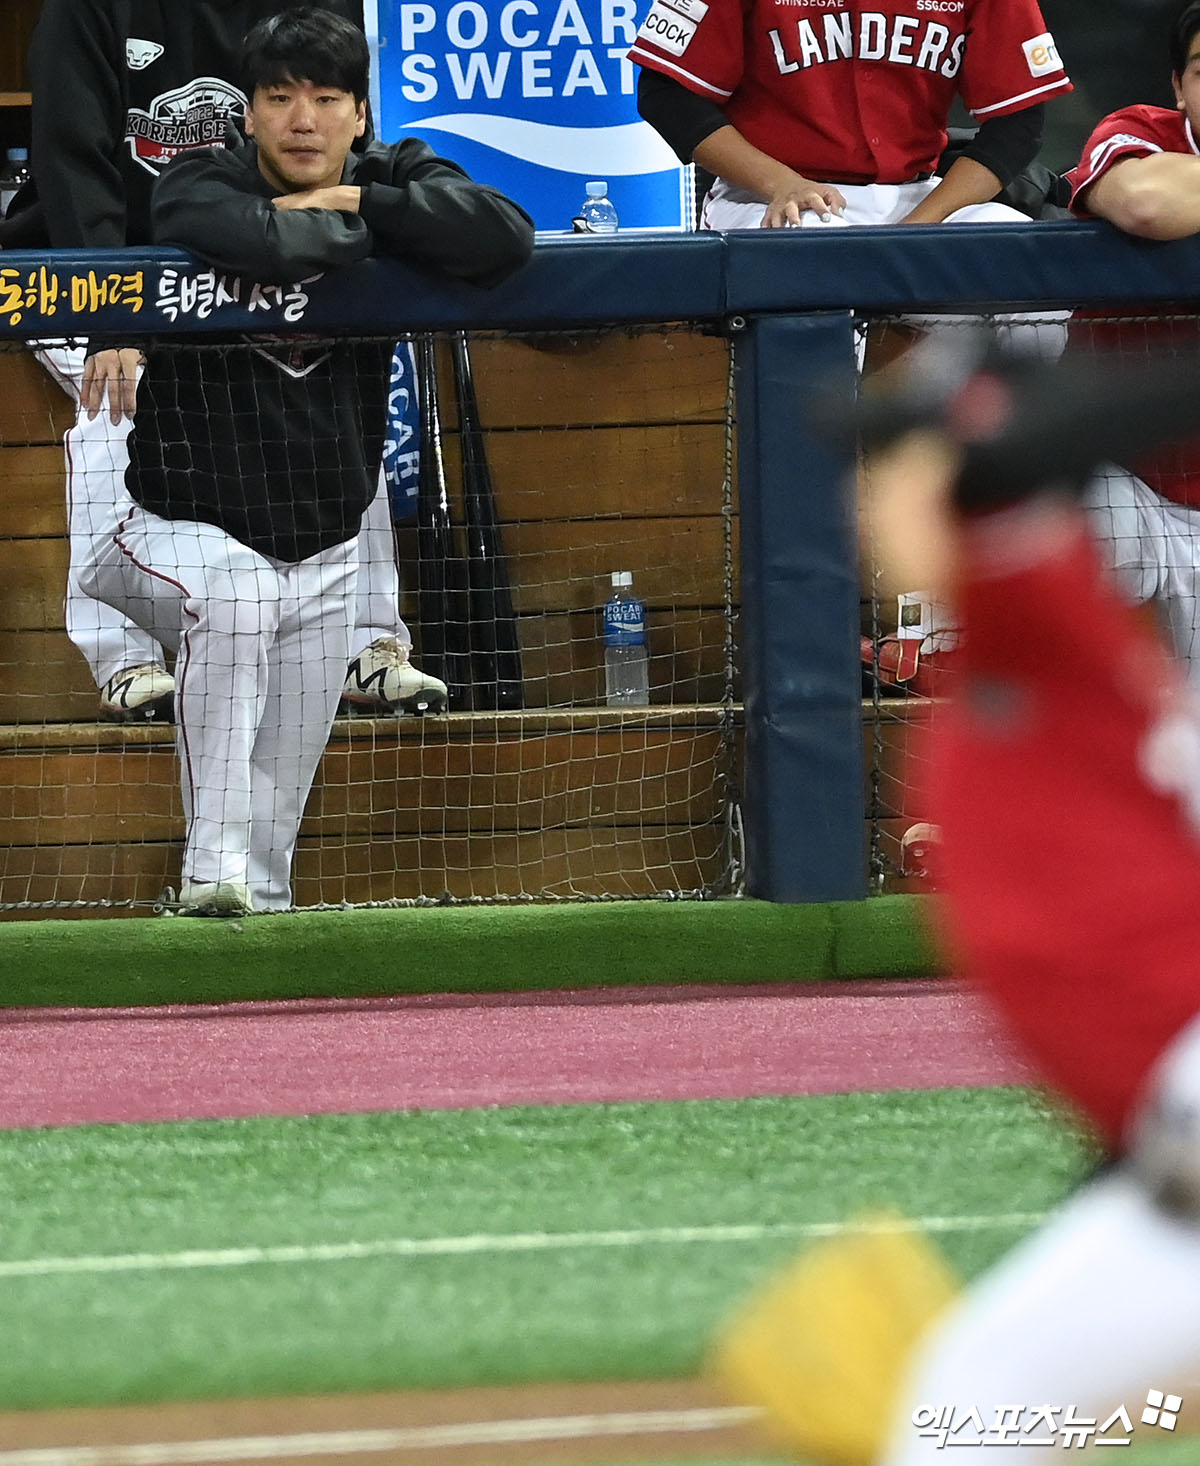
[364,0,690,230]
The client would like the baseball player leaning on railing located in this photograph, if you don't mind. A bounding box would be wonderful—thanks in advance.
[77,7,533,916]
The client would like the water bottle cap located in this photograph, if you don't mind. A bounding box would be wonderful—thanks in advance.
[586,181,608,198]
[611,570,632,587]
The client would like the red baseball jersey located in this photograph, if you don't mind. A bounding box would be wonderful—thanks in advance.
[1065,103,1197,211]
[628,0,1072,184]
[1066,106,1200,509]
[934,517,1200,1149]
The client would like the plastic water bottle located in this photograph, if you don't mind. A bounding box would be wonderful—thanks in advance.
[604,571,649,706]
[578,181,618,234]
[0,148,30,217]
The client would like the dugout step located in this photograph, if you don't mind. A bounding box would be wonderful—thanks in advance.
[0,705,744,753]
[0,703,743,912]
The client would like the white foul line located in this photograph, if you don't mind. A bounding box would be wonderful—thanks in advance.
[0,1212,1047,1281]
[0,1407,763,1466]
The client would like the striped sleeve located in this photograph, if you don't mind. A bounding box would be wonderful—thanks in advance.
[627,0,741,102]
[959,0,1072,123]
[1064,108,1175,216]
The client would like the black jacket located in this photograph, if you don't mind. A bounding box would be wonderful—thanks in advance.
[6,0,367,249]
[125,137,533,564]
[151,136,534,289]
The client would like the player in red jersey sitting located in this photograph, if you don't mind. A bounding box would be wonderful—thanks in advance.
[628,0,1072,230]
[628,0,1075,725]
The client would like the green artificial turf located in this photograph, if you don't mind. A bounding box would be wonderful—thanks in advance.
[0,1087,1092,1411]
[0,894,943,1010]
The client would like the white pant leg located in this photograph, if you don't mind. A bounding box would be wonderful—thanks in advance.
[699,182,1068,359]
[701,178,901,230]
[81,507,282,891]
[1086,465,1171,607]
[880,1168,1200,1464]
[703,177,1049,232]
[247,540,357,911]
[1157,499,1200,681]
[702,178,1001,231]
[942,199,1028,224]
[1084,466,1200,685]
[353,467,409,649]
[902,193,1072,359]
[39,344,163,686]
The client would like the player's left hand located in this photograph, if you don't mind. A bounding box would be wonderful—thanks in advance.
[273,185,362,213]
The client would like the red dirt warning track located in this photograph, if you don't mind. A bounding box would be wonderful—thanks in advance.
[0,978,1031,1130]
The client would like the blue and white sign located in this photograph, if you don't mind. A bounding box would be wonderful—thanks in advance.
[382,340,420,521]
[364,0,690,230]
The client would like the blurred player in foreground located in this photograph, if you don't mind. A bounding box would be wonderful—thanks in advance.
[712,339,1200,1461]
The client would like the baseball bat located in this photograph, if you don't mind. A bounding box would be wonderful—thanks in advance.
[452,331,524,710]
[415,334,472,707]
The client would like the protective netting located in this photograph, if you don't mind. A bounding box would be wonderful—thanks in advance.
[0,324,742,914]
[859,309,1200,894]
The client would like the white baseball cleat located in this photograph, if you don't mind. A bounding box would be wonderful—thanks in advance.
[340,637,449,715]
[179,880,252,917]
[99,663,175,722]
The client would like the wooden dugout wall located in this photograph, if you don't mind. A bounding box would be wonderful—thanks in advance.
[0,328,741,914]
[11,220,1165,914]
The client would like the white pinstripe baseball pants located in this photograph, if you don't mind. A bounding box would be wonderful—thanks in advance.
[42,343,405,687]
[81,506,356,910]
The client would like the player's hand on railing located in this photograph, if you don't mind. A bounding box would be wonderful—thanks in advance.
[81,347,144,424]
[761,176,846,228]
[273,186,362,213]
